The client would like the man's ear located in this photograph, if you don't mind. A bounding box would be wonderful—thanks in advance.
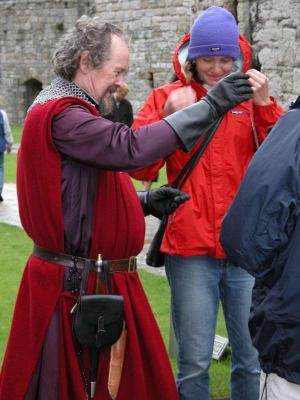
[78,50,91,74]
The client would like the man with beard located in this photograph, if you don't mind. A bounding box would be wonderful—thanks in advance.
[0,16,253,400]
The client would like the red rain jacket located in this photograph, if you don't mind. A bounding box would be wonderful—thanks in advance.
[132,33,283,258]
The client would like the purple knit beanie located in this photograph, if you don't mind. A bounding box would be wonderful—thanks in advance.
[188,6,240,60]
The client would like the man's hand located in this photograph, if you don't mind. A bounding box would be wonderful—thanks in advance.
[138,187,190,219]
[204,72,253,117]
[246,69,272,106]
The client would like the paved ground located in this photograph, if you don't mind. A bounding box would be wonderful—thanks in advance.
[0,183,21,227]
[0,183,166,276]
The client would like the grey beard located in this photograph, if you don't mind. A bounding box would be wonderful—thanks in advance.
[99,96,114,116]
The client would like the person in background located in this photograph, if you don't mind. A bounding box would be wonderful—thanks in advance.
[106,83,155,191]
[105,83,133,127]
[0,15,253,400]
[221,95,300,400]
[0,108,13,202]
[131,6,283,400]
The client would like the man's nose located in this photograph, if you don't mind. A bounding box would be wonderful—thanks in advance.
[115,73,125,86]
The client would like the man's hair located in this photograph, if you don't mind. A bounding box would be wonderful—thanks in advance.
[53,15,125,81]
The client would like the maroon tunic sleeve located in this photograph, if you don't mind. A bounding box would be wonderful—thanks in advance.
[52,105,179,171]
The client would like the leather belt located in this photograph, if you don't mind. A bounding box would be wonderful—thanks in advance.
[32,245,137,273]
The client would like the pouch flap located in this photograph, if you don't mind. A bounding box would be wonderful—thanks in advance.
[79,295,124,325]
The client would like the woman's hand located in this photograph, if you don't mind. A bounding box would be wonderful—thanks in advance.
[246,69,272,106]
[163,86,196,117]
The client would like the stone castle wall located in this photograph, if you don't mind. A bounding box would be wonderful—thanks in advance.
[0,0,299,123]
[0,0,91,122]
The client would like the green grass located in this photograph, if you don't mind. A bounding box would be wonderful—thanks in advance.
[0,224,33,361]
[4,154,17,183]
[4,124,21,184]
[131,167,167,190]
[11,124,23,144]
[0,224,230,398]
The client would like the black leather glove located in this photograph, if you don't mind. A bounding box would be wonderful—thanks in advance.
[138,187,190,219]
[164,72,252,152]
[203,72,252,118]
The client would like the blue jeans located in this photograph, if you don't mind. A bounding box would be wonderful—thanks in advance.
[165,255,260,400]
[0,152,4,194]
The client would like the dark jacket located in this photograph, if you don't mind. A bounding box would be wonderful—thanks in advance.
[106,97,133,127]
[220,96,300,385]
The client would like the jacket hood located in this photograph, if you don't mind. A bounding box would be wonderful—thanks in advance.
[173,32,252,85]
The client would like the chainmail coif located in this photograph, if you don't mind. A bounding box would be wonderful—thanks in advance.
[28,77,98,113]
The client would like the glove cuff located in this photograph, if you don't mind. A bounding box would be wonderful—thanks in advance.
[164,99,217,152]
[137,191,151,216]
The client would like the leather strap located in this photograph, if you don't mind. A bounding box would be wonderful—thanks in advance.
[173,117,223,190]
[32,245,137,273]
[250,100,259,150]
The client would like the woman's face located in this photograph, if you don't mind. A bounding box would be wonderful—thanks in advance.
[194,56,234,86]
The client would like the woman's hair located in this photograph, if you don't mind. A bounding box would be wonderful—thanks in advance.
[181,60,198,84]
[53,15,126,81]
[182,56,240,85]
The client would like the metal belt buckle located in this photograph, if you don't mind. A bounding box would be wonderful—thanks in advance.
[128,256,137,272]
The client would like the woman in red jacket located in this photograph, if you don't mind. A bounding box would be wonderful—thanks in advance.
[132,6,283,400]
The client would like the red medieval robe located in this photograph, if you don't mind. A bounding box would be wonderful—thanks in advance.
[0,97,178,400]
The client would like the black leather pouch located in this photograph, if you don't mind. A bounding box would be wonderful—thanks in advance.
[73,294,124,350]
